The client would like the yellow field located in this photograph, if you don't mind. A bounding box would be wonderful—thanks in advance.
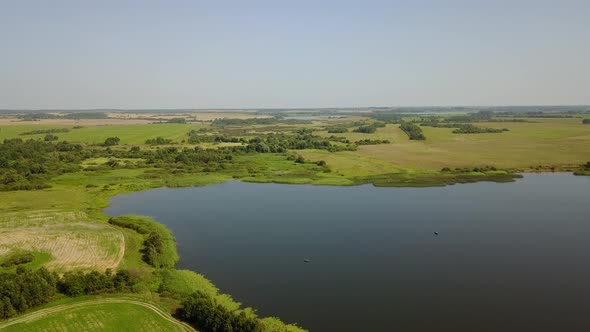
[307,117,590,171]
[0,211,124,272]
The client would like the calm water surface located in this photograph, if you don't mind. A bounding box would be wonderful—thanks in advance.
[105,173,590,332]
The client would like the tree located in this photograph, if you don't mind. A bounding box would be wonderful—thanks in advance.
[44,134,58,141]
[106,159,119,168]
[104,137,120,146]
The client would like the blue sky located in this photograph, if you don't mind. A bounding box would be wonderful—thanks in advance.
[1,0,588,109]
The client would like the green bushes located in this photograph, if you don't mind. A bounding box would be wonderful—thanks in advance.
[355,139,390,145]
[145,137,174,145]
[109,215,179,268]
[0,266,139,318]
[242,132,355,153]
[353,121,386,133]
[452,124,508,134]
[44,134,59,141]
[0,138,84,191]
[19,128,70,135]
[179,291,263,332]
[368,112,403,123]
[103,137,120,146]
[326,126,348,133]
[166,118,187,124]
[58,269,137,296]
[1,251,34,267]
[399,123,425,140]
[0,267,58,318]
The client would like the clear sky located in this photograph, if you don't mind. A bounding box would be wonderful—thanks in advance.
[1,0,588,109]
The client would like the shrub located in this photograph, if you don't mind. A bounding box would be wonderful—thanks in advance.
[104,137,120,146]
[1,252,34,267]
[44,134,59,141]
[109,215,179,268]
[179,291,263,332]
[399,123,425,140]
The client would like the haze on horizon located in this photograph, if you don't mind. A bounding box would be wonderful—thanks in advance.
[1,0,589,110]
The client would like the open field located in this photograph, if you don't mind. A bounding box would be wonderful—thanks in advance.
[2,116,588,170]
[303,118,590,171]
[108,111,272,121]
[0,296,194,332]
[0,123,203,145]
[0,118,154,125]
[0,211,124,272]
[0,110,588,331]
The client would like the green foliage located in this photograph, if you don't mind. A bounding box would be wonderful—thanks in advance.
[0,267,58,318]
[0,138,84,191]
[44,134,59,141]
[368,112,403,123]
[103,137,121,146]
[187,130,245,144]
[452,124,508,134]
[166,118,187,124]
[145,136,174,145]
[444,111,493,122]
[179,291,263,332]
[399,123,425,140]
[355,139,390,145]
[20,128,70,136]
[353,121,386,133]
[326,126,348,133]
[1,252,34,267]
[242,132,355,153]
[109,215,179,268]
[583,119,590,124]
[157,269,218,298]
[58,269,137,296]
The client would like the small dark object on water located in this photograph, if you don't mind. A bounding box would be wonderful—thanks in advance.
[434,232,439,235]
[304,259,310,263]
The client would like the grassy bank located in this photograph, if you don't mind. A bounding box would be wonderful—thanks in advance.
[1,112,589,331]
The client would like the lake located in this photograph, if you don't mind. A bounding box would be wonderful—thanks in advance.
[104,173,590,331]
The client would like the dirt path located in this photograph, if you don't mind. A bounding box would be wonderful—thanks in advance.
[0,297,196,332]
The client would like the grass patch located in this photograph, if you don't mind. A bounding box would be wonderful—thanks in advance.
[0,211,124,273]
[0,251,53,272]
[109,215,179,269]
[0,299,186,332]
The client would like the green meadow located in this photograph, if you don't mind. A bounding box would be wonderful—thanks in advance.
[0,296,191,332]
[0,111,589,331]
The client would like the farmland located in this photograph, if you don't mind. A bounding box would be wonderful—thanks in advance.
[0,108,589,331]
[0,296,194,332]
[0,211,124,273]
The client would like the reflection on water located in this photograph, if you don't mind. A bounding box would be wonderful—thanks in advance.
[105,173,590,332]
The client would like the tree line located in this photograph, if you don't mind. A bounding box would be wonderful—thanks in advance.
[109,215,179,269]
[353,121,386,133]
[0,138,85,191]
[179,291,262,332]
[19,128,70,136]
[399,123,425,140]
[452,124,508,134]
[0,267,138,319]
[211,117,309,126]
